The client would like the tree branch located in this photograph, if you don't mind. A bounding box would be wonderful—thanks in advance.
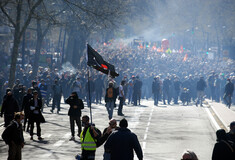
[19,0,43,38]
[0,5,16,27]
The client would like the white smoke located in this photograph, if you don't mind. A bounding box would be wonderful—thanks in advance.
[59,61,77,75]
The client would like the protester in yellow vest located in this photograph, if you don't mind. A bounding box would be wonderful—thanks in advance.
[80,115,101,160]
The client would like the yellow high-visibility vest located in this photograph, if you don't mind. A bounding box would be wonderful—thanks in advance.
[80,128,97,151]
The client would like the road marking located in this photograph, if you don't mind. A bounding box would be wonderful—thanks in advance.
[144,133,147,140]
[147,122,150,126]
[205,108,220,130]
[53,140,64,147]
[142,142,146,150]
[145,127,149,132]
[142,103,154,154]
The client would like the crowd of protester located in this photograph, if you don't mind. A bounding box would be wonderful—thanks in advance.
[0,43,235,160]
[0,44,234,109]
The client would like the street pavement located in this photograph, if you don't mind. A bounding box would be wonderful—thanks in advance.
[0,99,234,160]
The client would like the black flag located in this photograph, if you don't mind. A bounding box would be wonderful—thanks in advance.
[87,44,119,77]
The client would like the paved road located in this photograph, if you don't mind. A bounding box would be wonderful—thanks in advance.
[0,99,217,160]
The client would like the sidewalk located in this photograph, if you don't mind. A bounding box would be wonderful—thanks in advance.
[207,99,235,131]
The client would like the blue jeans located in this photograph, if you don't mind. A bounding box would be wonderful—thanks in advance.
[106,100,114,119]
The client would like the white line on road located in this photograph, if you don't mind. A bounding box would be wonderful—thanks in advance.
[145,127,149,133]
[147,122,150,126]
[142,142,146,150]
[144,133,147,140]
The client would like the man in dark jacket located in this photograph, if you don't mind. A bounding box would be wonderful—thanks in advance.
[212,129,234,160]
[65,92,84,141]
[196,76,207,107]
[163,76,171,105]
[1,112,25,160]
[29,90,44,140]
[1,90,19,127]
[152,76,161,106]
[227,121,235,144]
[173,76,181,104]
[21,88,33,132]
[223,78,234,108]
[51,79,62,114]
[104,118,143,160]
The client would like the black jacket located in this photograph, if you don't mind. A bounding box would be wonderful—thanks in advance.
[21,93,33,115]
[2,120,24,145]
[212,140,234,160]
[224,81,234,95]
[196,79,207,91]
[1,95,19,116]
[28,97,44,123]
[65,96,84,117]
[104,128,143,160]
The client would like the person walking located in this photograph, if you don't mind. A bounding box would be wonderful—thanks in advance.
[118,80,125,116]
[1,112,25,160]
[152,76,161,106]
[105,82,116,120]
[51,79,62,114]
[104,118,143,160]
[38,79,47,112]
[65,92,84,141]
[21,88,33,132]
[97,119,119,160]
[29,90,45,140]
[195,76,207,107]
[163,76,171,105]
[80,115,101,160]
[223,78,234,109]
[1,90,19,127]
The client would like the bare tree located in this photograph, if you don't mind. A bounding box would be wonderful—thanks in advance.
[0,0,43,88]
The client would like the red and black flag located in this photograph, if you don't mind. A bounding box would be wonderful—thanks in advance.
[87,44,119,77]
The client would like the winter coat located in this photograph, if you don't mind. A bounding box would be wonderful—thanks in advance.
[2,120,24,145]
[28,98,45,123]
[104,128,143,160]
[21,93,33,115]
[65,96,84,117]
[224,81,234,96]
[1,95,19,117]
[212,140,234,160]
[196,79,207,91]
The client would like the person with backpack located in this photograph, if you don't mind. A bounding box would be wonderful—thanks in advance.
[1,112,25,160]
[105,82,116,120]
[51,79,62,114]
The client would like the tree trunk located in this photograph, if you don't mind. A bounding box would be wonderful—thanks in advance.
[32,19,44,78]
[9,31,21,88]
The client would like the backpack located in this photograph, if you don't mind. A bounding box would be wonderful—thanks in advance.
[107,88,113,98]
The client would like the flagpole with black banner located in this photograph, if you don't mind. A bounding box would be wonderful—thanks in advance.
[86,44,119,123]
[87,69,92,124]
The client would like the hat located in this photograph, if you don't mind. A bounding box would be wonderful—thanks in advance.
[33,90,38,94]
[229,121,235,128]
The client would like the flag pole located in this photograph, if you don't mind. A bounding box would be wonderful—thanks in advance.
[87,69,92,124]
